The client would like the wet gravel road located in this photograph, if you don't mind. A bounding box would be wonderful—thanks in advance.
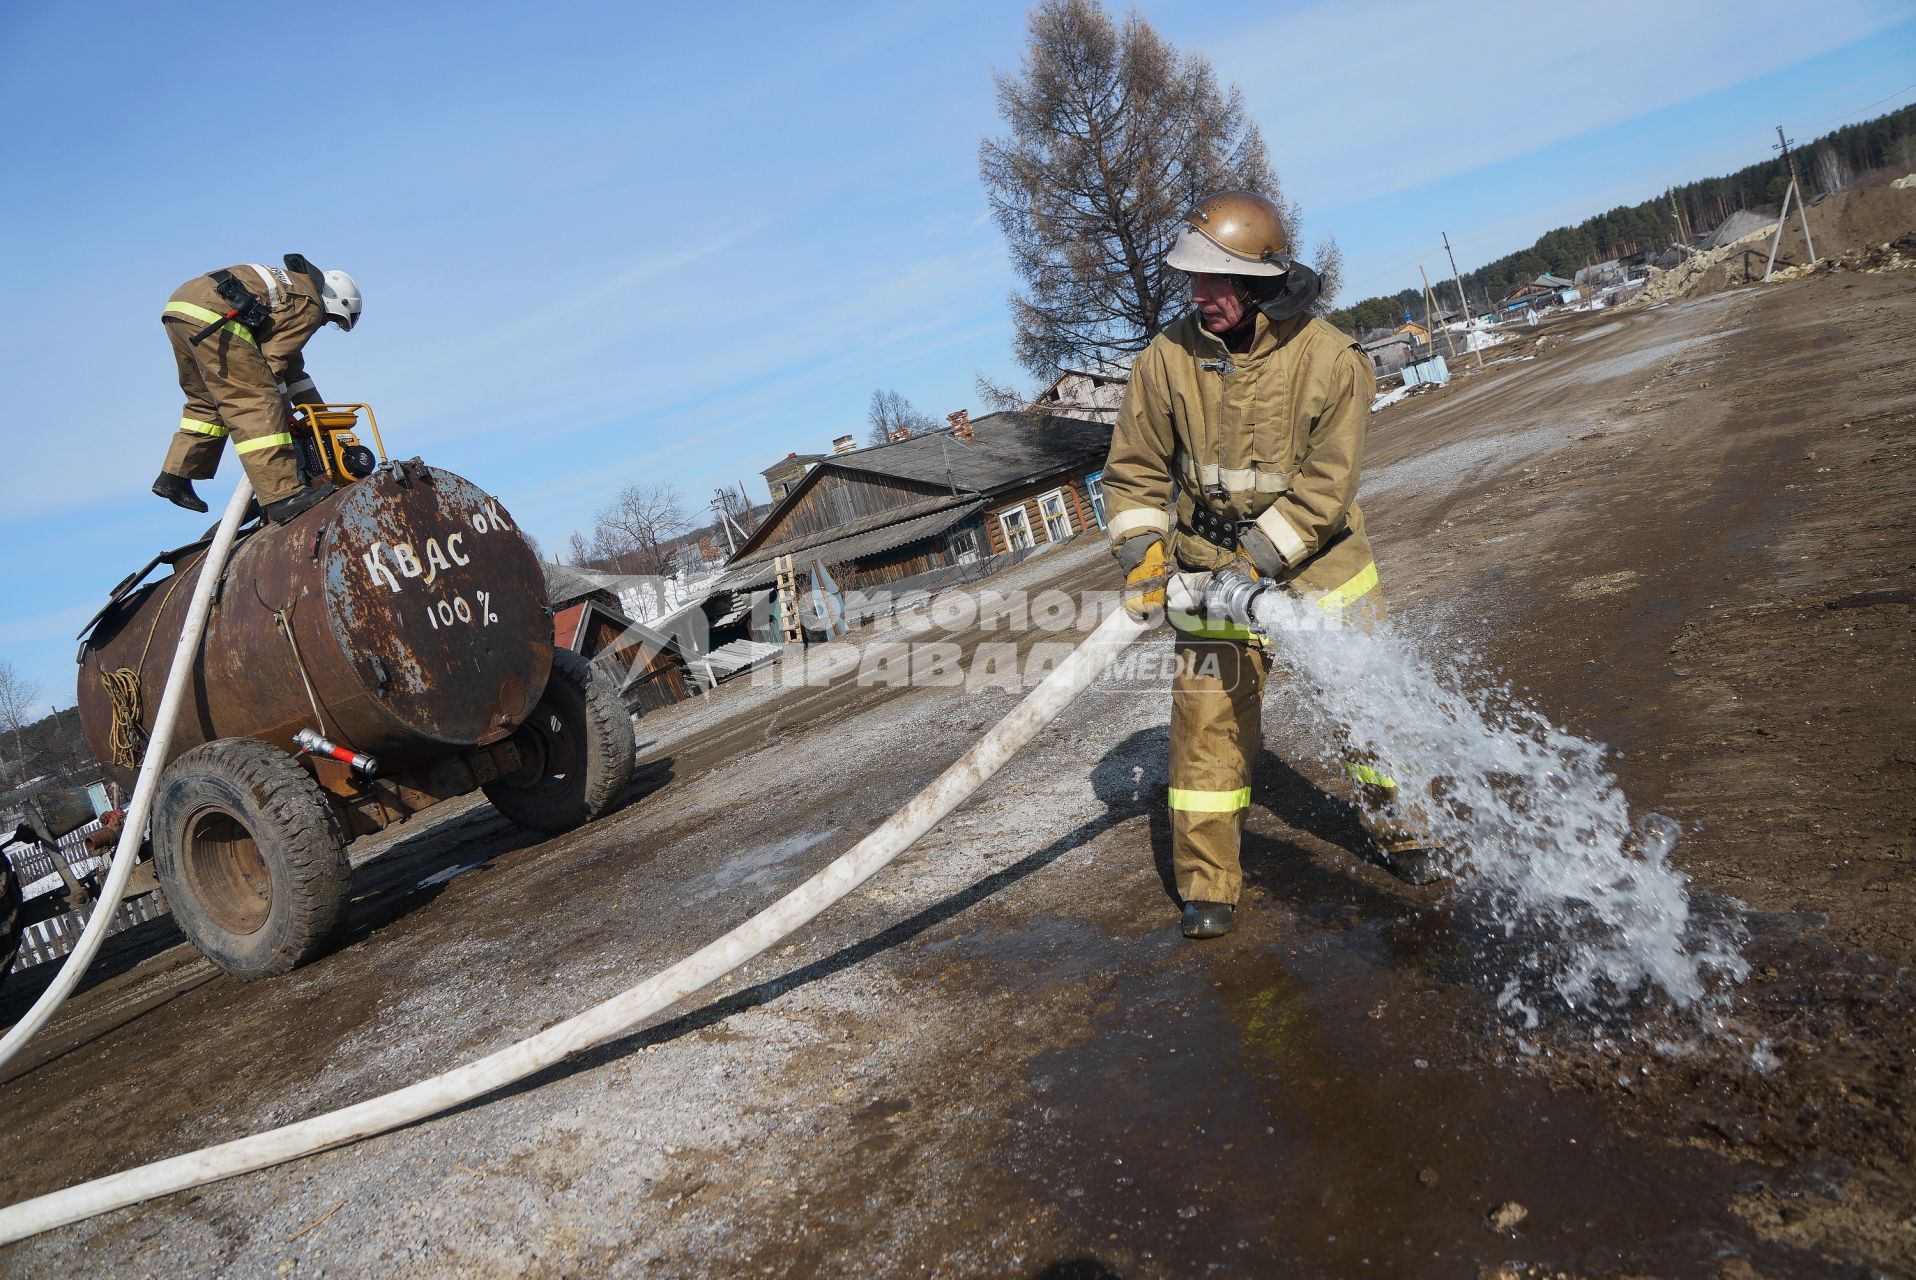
[3,271,1912,1278]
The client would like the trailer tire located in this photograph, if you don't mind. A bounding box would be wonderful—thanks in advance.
[1,854,21,986]
[151,738,351,980]
[484,649,635,834]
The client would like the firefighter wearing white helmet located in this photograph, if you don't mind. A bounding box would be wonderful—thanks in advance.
[152,254,362,524]
[1103,190,1442,940]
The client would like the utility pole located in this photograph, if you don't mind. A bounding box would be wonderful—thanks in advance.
[1419,265,1456,359]
[1774,125,1818,262]
[712,489,738,555]
[1443,232,1485,370]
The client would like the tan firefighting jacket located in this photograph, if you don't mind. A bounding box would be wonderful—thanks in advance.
[1103,308,1378,592]
[162,263,329,420]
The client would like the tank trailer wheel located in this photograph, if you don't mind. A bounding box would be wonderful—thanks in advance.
[483,648,635,834]
[152,738,352,980]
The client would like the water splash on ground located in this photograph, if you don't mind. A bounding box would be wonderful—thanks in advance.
[1247,593,1748,1026]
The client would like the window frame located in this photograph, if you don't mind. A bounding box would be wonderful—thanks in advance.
[1084,471,1107,529]
[1036,487,1073,542]
[998,504,1035,551]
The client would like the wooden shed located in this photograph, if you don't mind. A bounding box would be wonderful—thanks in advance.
[545,563,694,715]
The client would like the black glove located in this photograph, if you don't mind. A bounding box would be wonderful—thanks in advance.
[1114,533,1161,574]
[1237,526,1285,579]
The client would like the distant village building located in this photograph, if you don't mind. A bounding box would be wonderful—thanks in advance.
[1358,328,1422,375]
[1033,366,1129,424]
[761,451,825,503]
[543,563,693,714]
[1574,259,1625,290]
[719,411,1113,607]
[1496,273,1580,317]
[1699,209,1776,250]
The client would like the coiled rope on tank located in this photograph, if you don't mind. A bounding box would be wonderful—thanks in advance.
[0,601,1152,1243]
[100,572,191,769]
[0,479,256,1073]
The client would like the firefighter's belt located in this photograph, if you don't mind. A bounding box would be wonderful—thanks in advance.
[1185,500,1243,551]
[1180,508,1353,564]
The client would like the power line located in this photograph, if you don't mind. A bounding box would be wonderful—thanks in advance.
[1793,80,1916,132]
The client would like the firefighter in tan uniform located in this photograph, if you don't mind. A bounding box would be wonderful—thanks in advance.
[1102,191,1439,940]
[152,255,362,524]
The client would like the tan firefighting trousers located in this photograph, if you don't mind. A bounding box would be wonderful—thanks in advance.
[1166,550,1426,906]
[160,315,303,505]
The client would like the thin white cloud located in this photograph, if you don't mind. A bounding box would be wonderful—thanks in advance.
[1212,0,1911,210]
[0,603,92,647]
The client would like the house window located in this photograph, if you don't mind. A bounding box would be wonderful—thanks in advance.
[1084,471,1107,529]
[999,504,1035,551]
[1037,488,1073,541]
[949,527,980,565]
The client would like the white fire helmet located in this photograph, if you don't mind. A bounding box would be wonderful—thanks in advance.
[321,269,362,331]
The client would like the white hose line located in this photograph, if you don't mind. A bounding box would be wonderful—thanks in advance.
[0,604,1151,1243]
[0,479,257,1075]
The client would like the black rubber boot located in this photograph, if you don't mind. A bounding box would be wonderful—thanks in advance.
[1380,843,1444,886]
[1181,900,1236,939]
[152,472,208,513]
[263,483,335,526]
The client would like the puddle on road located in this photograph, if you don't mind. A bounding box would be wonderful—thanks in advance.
[1555,326,1747,390]
[684,828,844,903]
[1363,423,1571,501]
[939,912,1809,1276]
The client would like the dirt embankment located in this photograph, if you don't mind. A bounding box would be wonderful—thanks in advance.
[1631,183,1916,304]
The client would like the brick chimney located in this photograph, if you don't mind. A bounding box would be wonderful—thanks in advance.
[948,409,972,440]
[832,434,857,454]
[886,425,910,442]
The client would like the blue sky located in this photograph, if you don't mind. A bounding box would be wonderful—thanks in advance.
[2,0,1912,714]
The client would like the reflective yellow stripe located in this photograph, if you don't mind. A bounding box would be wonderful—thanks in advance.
[1317,561,1380,612]
[1167,610,1256,640]
[1344,761,1397,789]
[235,432,293,454]
[1168,786,1252,813]
[177,417,228,438]
[164,301,256,346]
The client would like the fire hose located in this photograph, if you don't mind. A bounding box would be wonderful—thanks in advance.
[1,583,1250,1242]
[0,478,257,1075]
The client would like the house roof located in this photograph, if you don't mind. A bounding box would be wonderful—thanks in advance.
[542,561,621,608]
[1359,330,1414,350]
[717,500,985,593]
[760,451,826,478]
[557,596,686,666]
[825,412,1111,494]
[728,413,1111,565]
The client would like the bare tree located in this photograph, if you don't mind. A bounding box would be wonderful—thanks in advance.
[566,530,594,568]
[1312,233,1345,314]
[599,483,691,578]
[1810,147,1849,196]
[980,0,1332,379]
[866,389,938,446]
[973,370,1038,416]
[0,660,40,781]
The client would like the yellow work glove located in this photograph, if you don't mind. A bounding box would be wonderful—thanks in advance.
[1117,535,1167,620]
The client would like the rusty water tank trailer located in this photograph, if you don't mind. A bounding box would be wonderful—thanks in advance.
[78,462,551,786]
[71,459,634,980]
